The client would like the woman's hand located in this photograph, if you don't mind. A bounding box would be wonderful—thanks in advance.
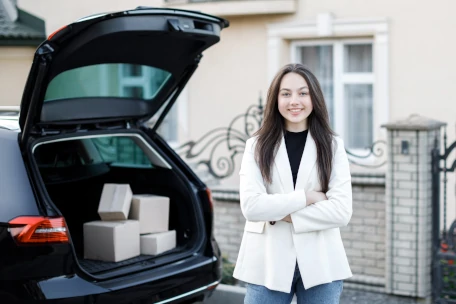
[281,215,292,223]
[279,191,327,223]
[305,190,328,206]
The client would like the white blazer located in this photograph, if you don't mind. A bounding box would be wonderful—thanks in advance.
[233,132,353,293]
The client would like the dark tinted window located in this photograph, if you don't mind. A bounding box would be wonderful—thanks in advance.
[44,63,172,101]
[34,136,153,169]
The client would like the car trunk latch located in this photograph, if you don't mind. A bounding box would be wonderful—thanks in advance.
[168,19,184,32]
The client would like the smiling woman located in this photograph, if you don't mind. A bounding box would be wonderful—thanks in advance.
[233,63,352,304]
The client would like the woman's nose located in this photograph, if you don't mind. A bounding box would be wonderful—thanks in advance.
[290,95,299,105]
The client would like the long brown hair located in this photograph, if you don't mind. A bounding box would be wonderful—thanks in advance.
[254,63,336,192]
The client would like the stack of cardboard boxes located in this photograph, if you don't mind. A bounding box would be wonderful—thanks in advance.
[83,184,176,262]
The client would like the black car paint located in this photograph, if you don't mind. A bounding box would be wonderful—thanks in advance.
[0,130,40,222]
[0,254,220,303]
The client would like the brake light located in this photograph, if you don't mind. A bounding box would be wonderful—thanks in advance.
[47,25,68,41]
[8,216,69,244]
[206,188,214,212]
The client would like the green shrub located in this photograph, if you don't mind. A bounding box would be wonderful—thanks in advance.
[221,256,237,285]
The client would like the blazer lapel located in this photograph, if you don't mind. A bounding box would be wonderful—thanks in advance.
[274,136,294,193]
[295,132,317,190]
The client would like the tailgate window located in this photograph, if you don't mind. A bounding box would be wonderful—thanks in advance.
[44,63,172,102]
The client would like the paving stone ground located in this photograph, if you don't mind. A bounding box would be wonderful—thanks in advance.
[202,285,428,304]
[339,288,423,304]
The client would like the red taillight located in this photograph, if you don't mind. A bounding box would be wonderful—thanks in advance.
[8,216,69,244]
[47,25,68,41]
[206,188,214,212]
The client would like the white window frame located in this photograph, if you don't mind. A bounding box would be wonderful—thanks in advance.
[291,38,375,145]
[267,14,389,167]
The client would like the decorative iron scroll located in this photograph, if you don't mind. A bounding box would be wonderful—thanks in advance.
[345,140,387,168]
[175,97,263,179]
[176,97,387,181]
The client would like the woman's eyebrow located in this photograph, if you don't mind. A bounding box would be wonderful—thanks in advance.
[279,86,308,91]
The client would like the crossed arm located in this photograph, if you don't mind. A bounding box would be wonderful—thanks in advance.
[280,191,327,223]
[239,137,353,233]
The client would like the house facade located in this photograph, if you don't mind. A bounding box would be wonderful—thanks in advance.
[15,0,456,163]
[4,0,456,299]
[0,0,45,107]
[17,0,455,205]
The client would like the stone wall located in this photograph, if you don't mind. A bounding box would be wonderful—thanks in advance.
[382,116,443,298]
[212,175,387,289]
[341,183,386,281]
[213,198,245,263]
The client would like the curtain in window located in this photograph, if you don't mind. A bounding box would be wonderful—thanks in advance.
[344,84,373,149]
[344,44,372,73]
[344,44,373,148]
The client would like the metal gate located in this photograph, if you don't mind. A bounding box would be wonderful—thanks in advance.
[432,127,456,303]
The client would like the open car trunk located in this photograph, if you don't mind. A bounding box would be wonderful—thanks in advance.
[31,132,202,277]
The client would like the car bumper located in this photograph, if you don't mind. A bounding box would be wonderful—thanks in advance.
[0,254,222,303]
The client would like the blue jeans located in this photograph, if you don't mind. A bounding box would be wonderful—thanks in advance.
[244,264,343,304]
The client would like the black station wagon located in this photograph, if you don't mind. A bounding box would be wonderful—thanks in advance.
[0,6,228,304]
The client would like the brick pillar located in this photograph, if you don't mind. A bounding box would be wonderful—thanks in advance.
[382,114,445,298]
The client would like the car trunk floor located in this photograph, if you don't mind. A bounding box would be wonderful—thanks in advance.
[79,255,154,274]
[78,247,181,275]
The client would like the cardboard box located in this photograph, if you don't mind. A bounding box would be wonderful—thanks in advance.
[83,220,140,262]
[129,194,170,234]
[140,230,176,255]
[98,184,132,221]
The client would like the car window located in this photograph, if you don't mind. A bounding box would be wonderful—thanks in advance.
[44,63,172,101]
[91,136,152,168]
[34,135,153,169]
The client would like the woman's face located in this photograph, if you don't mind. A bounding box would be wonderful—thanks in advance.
[278,72,313,132]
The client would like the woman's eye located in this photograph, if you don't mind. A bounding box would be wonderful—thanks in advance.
[300,92,308,96]
[282,93,290,97]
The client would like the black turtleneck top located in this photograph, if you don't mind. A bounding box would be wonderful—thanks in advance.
[284,130,308,189]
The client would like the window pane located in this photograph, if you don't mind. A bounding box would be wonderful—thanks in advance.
[299,45,334,124]
[123,64,142,77]
[149,69,170,96]
[91,137,152,167]
[44,63,172,101]
[345,84,373,149]
[123,86,144,99]
[344,44,373,73]
[34,136,153,169]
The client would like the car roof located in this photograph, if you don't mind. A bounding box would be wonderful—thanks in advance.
[0,106,20,132]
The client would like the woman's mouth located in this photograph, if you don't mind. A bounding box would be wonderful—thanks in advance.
[289,108,303,115]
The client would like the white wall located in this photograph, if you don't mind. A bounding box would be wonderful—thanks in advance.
[0,47,35,106]
[18,0,162,34]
